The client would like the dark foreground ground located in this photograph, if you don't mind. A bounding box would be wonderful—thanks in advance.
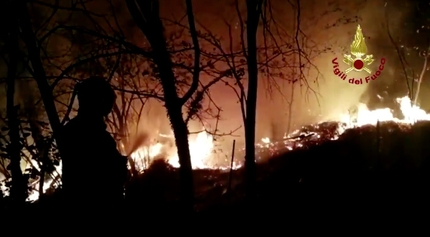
[3,121,430,230]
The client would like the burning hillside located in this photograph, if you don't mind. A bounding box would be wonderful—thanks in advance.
[2,95,429,202]
[128,95,430,170]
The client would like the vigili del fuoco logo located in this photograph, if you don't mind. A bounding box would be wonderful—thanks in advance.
[332,24,386,85]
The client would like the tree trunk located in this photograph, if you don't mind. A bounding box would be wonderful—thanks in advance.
[6,8,27,203]
[125,0,195,214]
[151,36,195,214]
[18,1,63,150]
[244,0,263,201]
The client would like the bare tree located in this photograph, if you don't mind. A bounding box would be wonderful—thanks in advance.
[242,0,264,199]
[18,1,65,160]
[124,0,202,213]
[6,0,231,212]
[5,1,27,203]
[192,0,322,199]
[384,0,430,107]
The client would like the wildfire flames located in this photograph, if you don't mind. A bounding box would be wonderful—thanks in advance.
[339,96,430,126]
[2,96,430,202]
[130,130,217,170]
[129,96,430,171]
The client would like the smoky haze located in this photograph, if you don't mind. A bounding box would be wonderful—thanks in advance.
[161,0,414,149]
[0,0,416,155]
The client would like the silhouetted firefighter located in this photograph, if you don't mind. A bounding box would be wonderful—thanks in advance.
[61,77,128,224]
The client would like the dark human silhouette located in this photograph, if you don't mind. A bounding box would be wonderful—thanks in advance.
[61,77,128,226]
